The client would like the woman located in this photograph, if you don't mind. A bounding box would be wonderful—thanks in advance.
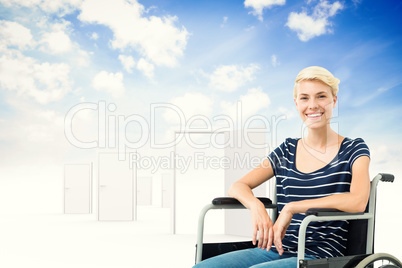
[193,66,370,268]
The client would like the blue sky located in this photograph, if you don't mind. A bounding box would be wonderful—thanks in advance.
[0,0,402,177]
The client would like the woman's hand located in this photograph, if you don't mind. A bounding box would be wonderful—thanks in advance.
[273,204,294,255]
[250,200,274,251]
[227,159,276,251]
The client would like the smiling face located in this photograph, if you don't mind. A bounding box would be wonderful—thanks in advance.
[294,80,337,129]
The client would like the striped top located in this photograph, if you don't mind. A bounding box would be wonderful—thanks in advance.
[267,137,370,258]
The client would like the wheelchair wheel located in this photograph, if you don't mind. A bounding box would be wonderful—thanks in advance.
[356,253,402,268]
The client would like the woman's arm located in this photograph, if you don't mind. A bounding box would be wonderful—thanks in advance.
[228,158,275,251]
[273,155,371,255]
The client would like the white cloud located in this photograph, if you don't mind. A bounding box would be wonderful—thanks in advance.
[40,21,73,54]
[286,12,327,42]
[37,18,90,65]
[0,20,34,50]
[286,0,344,42]
[163,93,213,124]
[314,0,343,17]
[271,54,279,67]
[78,0,189,67]
[90,32,98,40]
[0,51,72,104]
[209,64,260,92]
[245,25,255,32]
[118,55,155,78]
[221,87,270,119]
[92,71,125,98]
[244,0,286,21]
[119,55,136,73]
[0,0,83,15]
[278,106,296,119]
[137,58,154,78]
[351,0,362,7]
[73,49,90,67]
[221,16,228,28]
[0,19,88,104]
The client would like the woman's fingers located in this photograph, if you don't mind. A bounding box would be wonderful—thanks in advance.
[262,223,269,249]
[266,227,273,251]
[257,223,264,248]
[250,202,274,250]
[271,207,294,254]
[273,224,285,255]
[252,225,258,246]
[255,221,274,250]
[274,231,283,255]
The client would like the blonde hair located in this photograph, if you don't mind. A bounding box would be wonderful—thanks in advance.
[293,66,340,98]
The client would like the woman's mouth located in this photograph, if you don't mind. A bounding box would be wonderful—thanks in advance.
[306,113,323,120]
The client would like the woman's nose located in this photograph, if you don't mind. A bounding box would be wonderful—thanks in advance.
[308,99,319,109]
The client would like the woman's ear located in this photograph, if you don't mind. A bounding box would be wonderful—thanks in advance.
[332,95,337,108]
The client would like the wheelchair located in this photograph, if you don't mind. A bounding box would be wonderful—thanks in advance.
[195,173,402,267]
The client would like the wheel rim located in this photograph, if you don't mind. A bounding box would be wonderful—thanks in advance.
[357,253,402,268]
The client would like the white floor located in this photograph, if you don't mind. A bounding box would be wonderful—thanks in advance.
[0,170,193,268]
[0,207,196,268]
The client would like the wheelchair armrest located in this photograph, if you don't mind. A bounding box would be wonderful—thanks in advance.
[379,173,394,182]
[305,208,364,217]
[196,197,276,264]
[212,197,276,209]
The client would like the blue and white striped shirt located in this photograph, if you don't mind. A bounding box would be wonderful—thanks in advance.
[267,137,370,258]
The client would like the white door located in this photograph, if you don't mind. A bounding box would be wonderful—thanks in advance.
[98,153,135,221]
[137,176,152,206]
[64,164,92,214]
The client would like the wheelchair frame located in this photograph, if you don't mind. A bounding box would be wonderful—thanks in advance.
[195,173,401,268]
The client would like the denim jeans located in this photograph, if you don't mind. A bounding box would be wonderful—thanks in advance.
[193,248,316,268]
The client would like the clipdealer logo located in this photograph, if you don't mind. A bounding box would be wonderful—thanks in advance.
[64,101,287,161]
